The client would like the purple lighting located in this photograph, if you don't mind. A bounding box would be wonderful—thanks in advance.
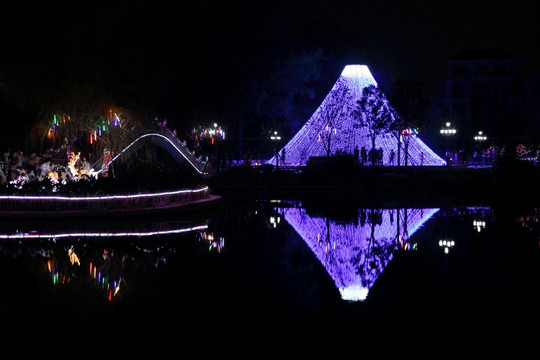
[268,65,445,166]
[278,206,439,301]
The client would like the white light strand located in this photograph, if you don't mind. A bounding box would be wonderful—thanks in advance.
[100,133,207,175]
[0,186,208,202]
[0,224,208,239]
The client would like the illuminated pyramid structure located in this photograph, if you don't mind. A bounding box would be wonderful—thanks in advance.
[268,65,445,166]
[277,206,439,301]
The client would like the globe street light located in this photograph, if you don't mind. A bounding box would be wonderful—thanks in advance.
[440,122,457,135]
[474,131,487,142]
[473,131,487,165]
[440,122,456,165]
[270,131,281,141]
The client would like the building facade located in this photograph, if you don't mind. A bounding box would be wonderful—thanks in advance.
[431,50,522,150]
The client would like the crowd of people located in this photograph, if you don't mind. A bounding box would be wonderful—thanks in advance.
[0,148,91,186]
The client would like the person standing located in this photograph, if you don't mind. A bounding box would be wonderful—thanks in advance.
[361,146,367,166]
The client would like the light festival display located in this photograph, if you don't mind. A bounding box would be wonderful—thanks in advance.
[44,113,208,179]
[0,224,209,239]
[277,205,439,301]
[0,186,208,202]
[99,132,208,175]
[1,218,215,301]
[267,65,446,166]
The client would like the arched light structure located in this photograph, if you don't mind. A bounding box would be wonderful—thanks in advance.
[99,133,208,175]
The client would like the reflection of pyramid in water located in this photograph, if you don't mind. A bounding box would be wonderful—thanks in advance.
[278,206,439,301]
[268,65,446,166]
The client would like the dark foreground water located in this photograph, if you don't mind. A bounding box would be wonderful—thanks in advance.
[2,195,540,339]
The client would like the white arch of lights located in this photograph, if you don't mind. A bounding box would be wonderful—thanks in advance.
[99,132,207,175]
[0,186,208,202]
[0,224,208,239]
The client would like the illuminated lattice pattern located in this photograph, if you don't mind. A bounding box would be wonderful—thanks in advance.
[278,206,439,301]
[268,65,445,166]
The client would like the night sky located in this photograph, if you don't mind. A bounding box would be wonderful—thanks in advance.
[1,0,539,147]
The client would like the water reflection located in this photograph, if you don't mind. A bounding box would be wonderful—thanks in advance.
[0,216,209,239]
[276,203,439,301]
[0,216,219,301]
[3,201,540,325]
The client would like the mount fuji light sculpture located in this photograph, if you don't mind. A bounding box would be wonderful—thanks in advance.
[268,65,446,166]
[277,205,440,301]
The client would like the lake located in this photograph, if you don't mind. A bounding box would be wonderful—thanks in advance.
[1,194,540,335]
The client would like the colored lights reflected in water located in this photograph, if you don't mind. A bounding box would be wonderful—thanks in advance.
[0,217,222,302]
[276,203,439,301]
[4,200,540,325]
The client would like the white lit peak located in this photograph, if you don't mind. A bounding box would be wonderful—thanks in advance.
[340,64,373,79]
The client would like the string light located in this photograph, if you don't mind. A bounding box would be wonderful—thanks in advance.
[0,224,208,239]
[99,133,208,175]
[267,65,445,166]
[0,186,208,202]
[278,205,439,301]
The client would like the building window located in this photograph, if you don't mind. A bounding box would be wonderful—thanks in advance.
[452,83,465,97]
[475,65,490,77]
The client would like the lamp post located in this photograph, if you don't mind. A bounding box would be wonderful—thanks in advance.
[473,131,487,165]
[270,131,281,141]
[440,122,457,165]
[474,131,487,142]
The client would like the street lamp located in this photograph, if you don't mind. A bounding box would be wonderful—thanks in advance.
[473,219,486,232]
[440,122,457,165]
[270,131,281,141]
[474,131,487,142]
[473,131,487,165]
[440,122,457,135]
[439,239,455,254]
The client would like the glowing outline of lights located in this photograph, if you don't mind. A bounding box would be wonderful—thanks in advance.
[98,133,207,175]
[0,224,208,239]
[0,186,208,202]
[267,65,446,167]
[278,206,439,301]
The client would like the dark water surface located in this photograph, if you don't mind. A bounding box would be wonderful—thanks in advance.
[1,195,540,337]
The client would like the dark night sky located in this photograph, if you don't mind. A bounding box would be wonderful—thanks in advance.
[0,0,539,143]
[294,0,540,94]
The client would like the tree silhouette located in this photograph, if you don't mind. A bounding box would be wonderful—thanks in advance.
[316,78,353,158]
[354,85,394,166]
[388,78,431,166]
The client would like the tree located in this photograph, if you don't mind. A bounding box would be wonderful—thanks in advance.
[354,85,394,166]
[317,78,353,157]
[388,79,431,166]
